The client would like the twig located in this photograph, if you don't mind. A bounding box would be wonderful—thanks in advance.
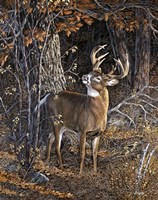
[135,143,150,194]
[142,147,155,179]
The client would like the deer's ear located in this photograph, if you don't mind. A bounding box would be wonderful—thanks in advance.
[107,79,119,86]
[98,68,102,73]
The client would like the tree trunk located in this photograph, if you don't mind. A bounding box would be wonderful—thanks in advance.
[133,10,151,91]
[42,33,66,94]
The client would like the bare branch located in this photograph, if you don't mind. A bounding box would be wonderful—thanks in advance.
[116,110,136,127]
[108,86,158,127]
[146,9,158,36]
[93,0,111,12]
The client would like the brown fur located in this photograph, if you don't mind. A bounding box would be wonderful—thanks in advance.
[48,90,106,133]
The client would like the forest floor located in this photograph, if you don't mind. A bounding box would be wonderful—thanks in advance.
[1,123,158,200]
[0,68,158,200]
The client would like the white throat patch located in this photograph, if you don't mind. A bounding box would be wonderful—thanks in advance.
[87,86,100,97]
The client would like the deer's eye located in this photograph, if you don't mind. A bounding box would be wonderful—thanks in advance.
[93,76,102,83]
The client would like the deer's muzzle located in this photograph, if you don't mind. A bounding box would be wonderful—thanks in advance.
[82,74,91,85]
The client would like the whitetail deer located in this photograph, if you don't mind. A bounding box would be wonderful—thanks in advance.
[39,44,129,174]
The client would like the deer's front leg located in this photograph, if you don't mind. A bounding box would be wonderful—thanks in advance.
[92,135,100,173]
[79,133,86,174]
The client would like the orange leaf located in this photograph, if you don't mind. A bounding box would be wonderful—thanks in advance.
[84,18,93,25]
[69,27,77,32]
[38,36,45,42]
[76,23,83,28]
[76,15,80,22]
[27,8,33,14]
[8,43,14,49]
[74,11,81,17]
[82,14,88,19]
[104,14,109,21]
[66,30,71,37]
[64,10,72,15]
[24,37,32,47]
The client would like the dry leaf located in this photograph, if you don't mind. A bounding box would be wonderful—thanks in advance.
[104,13,109,21]
[64,10,72,15]
[66,30,71,37]
[76,15,80,22]
[84,18,93,25]
[76,23,83,28]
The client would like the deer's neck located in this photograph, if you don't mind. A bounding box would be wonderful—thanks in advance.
[87,86,100,97]
[100,88,109,110]
[99,87,109,128]
[86,86,109,108]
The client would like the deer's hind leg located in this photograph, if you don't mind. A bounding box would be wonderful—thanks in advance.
[46,117,55,161]
[46,132,55,161]
[92,135,100,173]
[54,126,65,167]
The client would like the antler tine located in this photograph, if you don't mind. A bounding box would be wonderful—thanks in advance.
[107,53,129,79]
[90,44,108,70]
[106,65,116,77]
[94,52,109,70]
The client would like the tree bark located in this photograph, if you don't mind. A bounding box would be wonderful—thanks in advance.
[133,10,151,91]
[42,33,66,94]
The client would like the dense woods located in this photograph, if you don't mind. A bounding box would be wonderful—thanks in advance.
[0,0,158,199]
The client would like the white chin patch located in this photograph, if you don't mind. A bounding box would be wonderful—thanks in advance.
[87,86,100,97]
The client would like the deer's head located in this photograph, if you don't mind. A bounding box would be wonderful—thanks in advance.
[82,44,129,96]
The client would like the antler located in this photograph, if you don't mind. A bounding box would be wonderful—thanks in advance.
[90,44,129,79]
[90,44,109,71]
[106,53,129,79]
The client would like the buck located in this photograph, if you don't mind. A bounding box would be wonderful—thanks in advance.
[38,44,129,174]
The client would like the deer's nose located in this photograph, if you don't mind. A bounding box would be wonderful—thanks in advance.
[82,75,88,81]
[82,74,90,84]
